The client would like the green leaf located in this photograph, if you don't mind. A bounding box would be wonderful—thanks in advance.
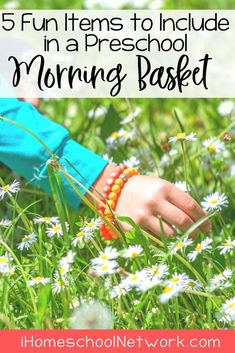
[100,104,121,142]
[37,285,50,323]
[117,215,150,257]
[173,108,185,132]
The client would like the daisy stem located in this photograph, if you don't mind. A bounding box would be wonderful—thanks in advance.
[180,141,188,187]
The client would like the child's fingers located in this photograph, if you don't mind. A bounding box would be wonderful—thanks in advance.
[166,186,211,232]
[154,201,200,238]
[145,216,176,238]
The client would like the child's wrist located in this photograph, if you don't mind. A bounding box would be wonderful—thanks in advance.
[87,163,117,203]
[98,164,139,240]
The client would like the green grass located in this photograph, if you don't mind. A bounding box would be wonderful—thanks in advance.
[0,96,234,329]
[0,0,235,330]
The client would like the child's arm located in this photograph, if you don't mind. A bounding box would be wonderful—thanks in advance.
[0,98,107,208]
[0,98,211,237]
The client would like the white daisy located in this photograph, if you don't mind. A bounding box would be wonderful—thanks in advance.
[123,156,140,168]
[144,263,169,280]
[33,216,59,225]
[91,246,119,266]
[102,154,115,164]
[46,222,68,237]
[52,278,69,294]
[106,128,135,149]
[72,231,86,246]
[159,286,180,303]
[217,100,234,116]
[54,264,71,280]
[165,272,189,289]
[201,192,229,212]
[174,181,191,192]
[210,269,233,291]
[0,252,14,274]
[185,279,202,291]
[82,218,102,236]
[17,232,37,250]
[59,250,75,268]
[122,245,143,259]
[88,106,107,120]
[92,260,118,277]
[137,266,168,291]
[0,219,12,228]
[121,270,147,290]
[121,107,141,125]
[218,237,235,255]
[168,132,197,144]
[110,283,130,298]
[187,237,212,262]
[0,180,20,200]
[27,276,51,286]
[137,276,162,292]
[169,236,193,254]
[220,297,235,323]
[203,137,226,157]
[52,271,69,294]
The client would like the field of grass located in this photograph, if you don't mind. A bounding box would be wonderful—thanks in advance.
[0,0,235,330]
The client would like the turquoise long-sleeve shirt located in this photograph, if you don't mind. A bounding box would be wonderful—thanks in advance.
[0,98,107,208]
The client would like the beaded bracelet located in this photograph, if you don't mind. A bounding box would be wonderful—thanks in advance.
[98,164,139,240]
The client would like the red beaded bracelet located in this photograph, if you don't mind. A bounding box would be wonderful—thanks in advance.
[98,164,139,240]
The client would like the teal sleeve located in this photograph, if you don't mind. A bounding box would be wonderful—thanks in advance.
[0,98,108,208]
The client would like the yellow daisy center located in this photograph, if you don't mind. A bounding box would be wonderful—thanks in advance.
[111,131,119,139]
[53,225,61,232]
[76,231,84,238]
[218,274,225,280]
[176,132,186,140]
[101,265,108,271]
[0,257,7,263]
[225,242,231,247]
[228,302,235,309]
[208,144,216,154]
[2,185,10,192]
[130,275,139,282]
[101,254,108,260]
[42,217,51,221]
[150,266,162,276]
[22,235,30,243]
[176,242,184,249]
[163,286,173,294]
[35,277,42,282]
[210,199,219,205]
[187,281,195,287]
[87,221,94,228]
[195,244,202,252]
[130,252,139,258]
[171,277,180,283]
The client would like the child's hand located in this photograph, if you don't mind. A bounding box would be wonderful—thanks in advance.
[92,164,211,238]
[115,175,211,238]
